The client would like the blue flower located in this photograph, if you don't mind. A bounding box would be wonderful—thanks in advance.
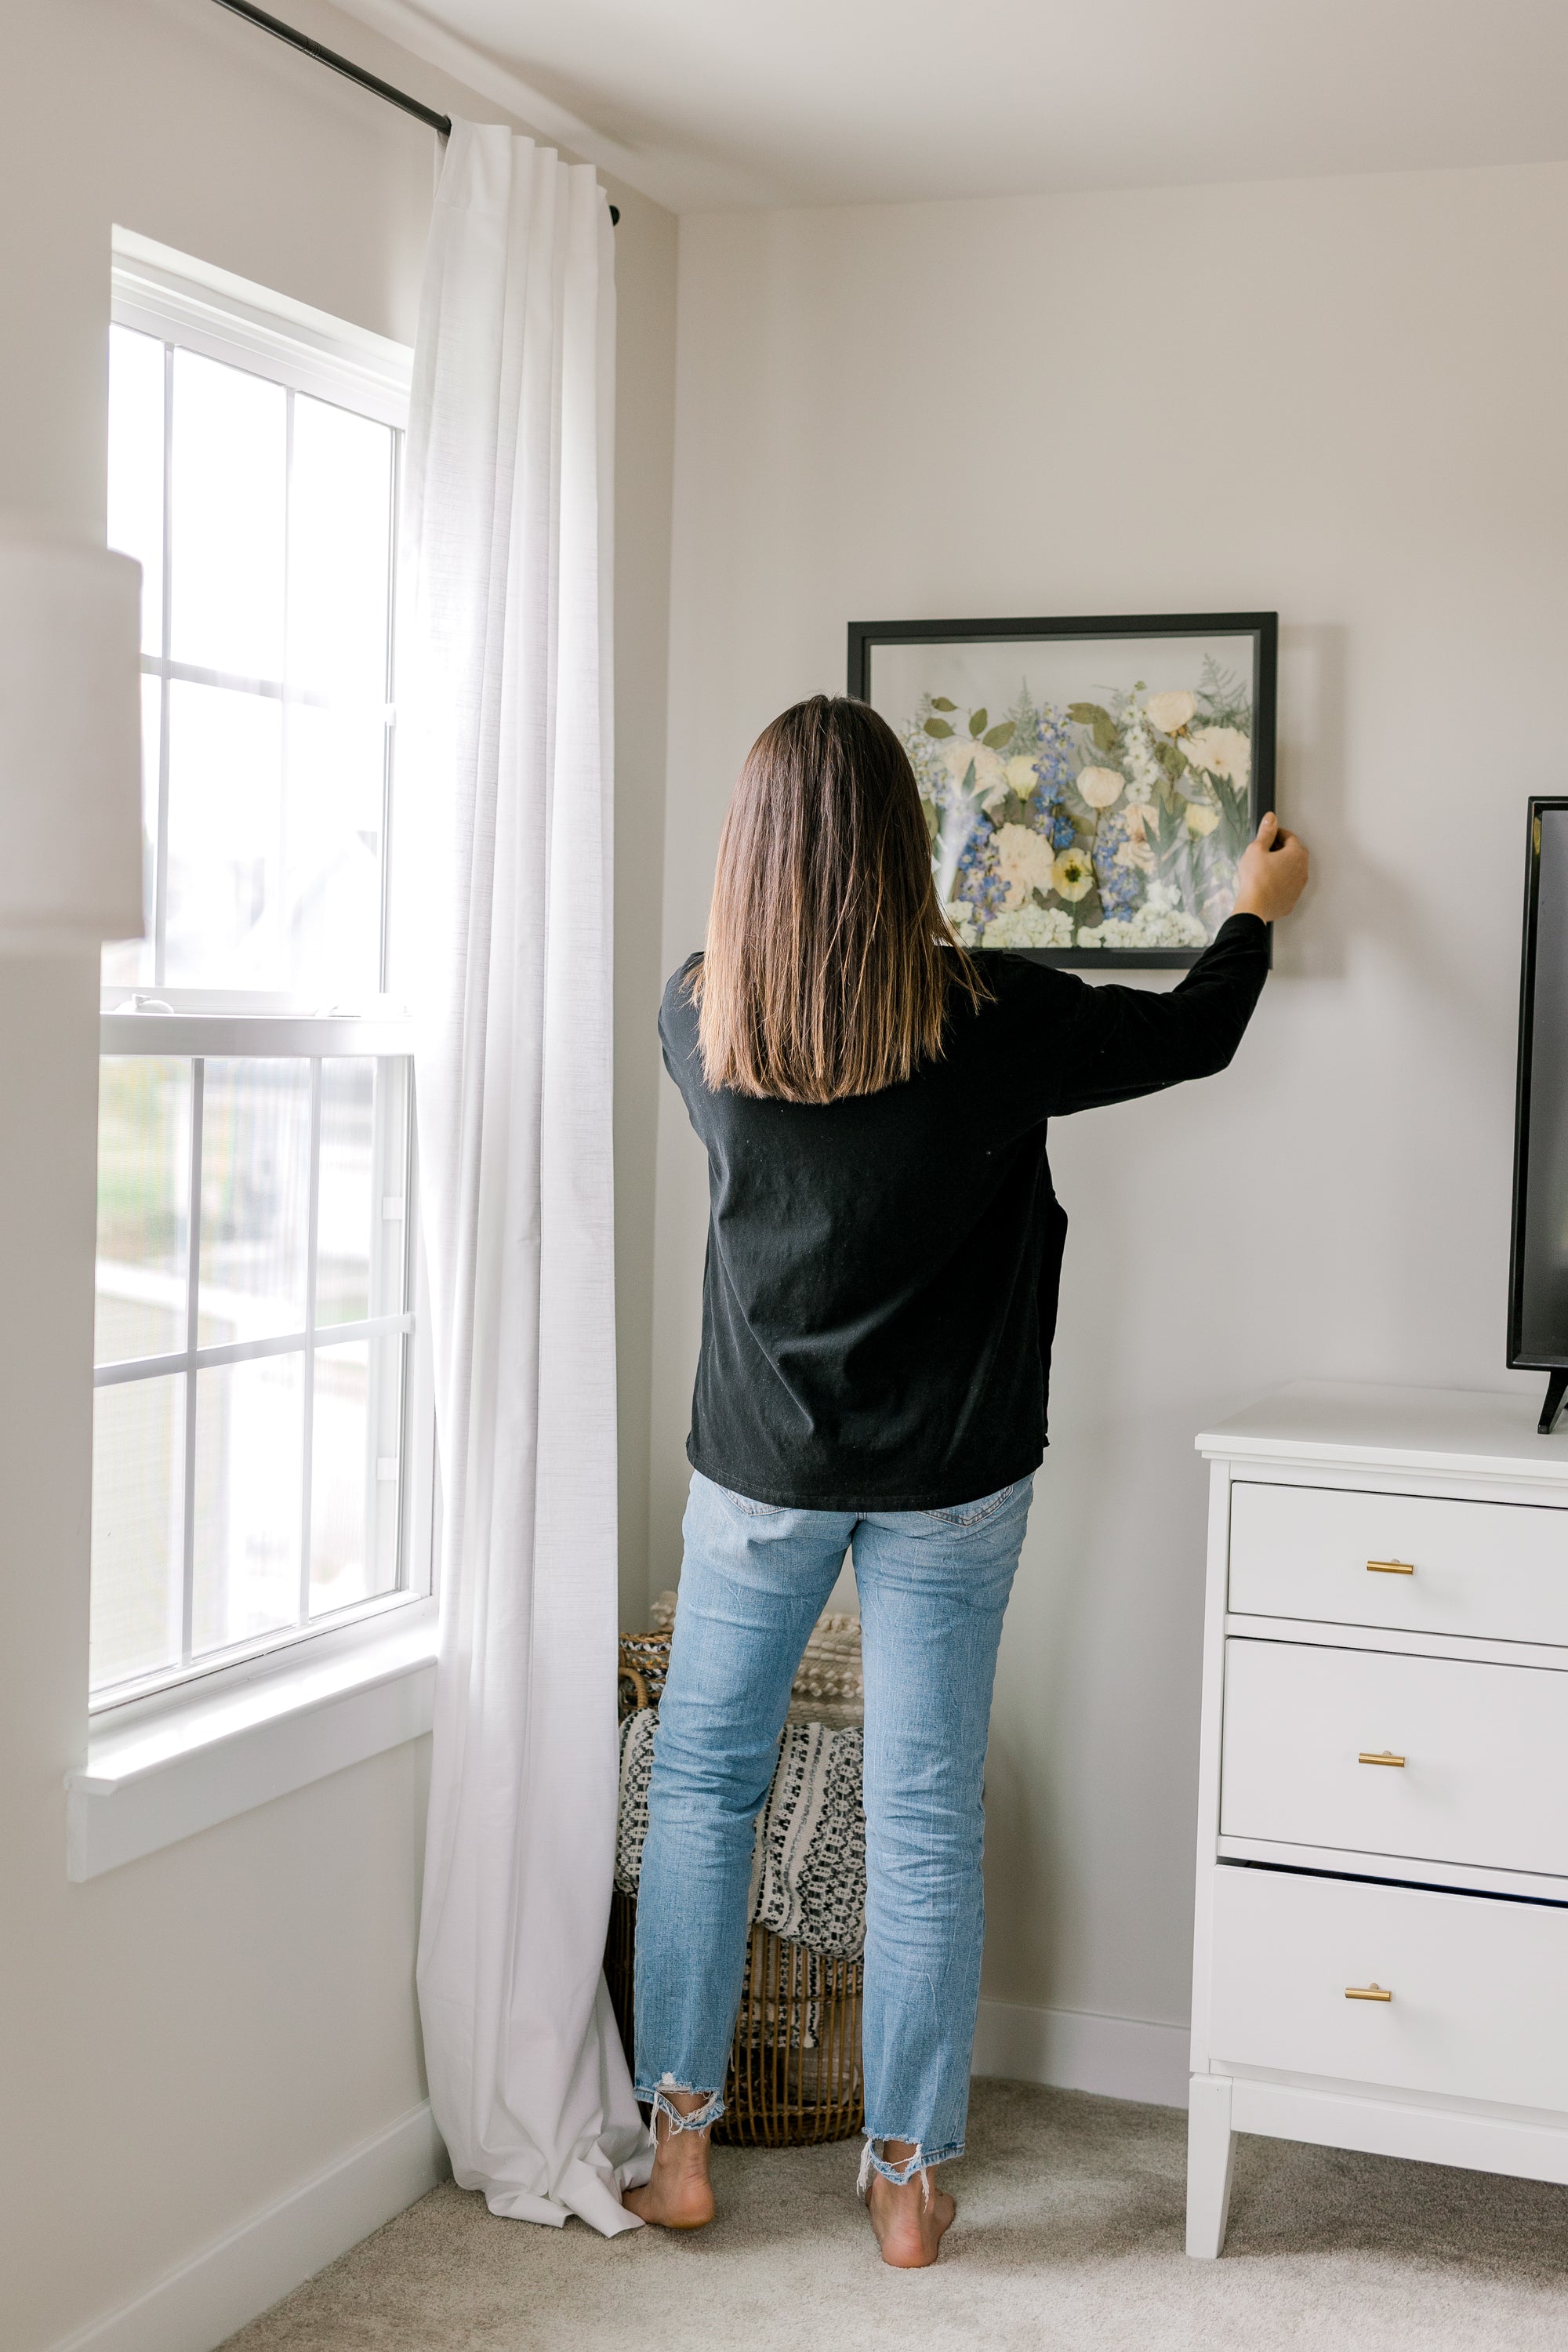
[952,826,1007,923]
[1025,705,1078,842]
[1091,818,1139,916]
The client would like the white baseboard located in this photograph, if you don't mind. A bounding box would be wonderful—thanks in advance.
[49,2102,446,2352]
[974,1998,1190,2109]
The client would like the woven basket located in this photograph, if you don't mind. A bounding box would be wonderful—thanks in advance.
[609,1630,865,2148]
[617,1630,672,1715]
[604,1887,863,2148]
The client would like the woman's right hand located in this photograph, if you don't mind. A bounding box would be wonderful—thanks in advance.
[1232,811,1308,924]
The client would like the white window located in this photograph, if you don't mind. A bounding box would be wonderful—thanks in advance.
[94,234,431,1711]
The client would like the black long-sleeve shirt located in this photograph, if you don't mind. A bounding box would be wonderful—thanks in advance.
[660,913,1269,1510]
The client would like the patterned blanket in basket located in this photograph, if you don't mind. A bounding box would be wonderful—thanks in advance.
[615,1709,866,1959]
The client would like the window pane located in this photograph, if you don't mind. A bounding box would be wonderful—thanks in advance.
[96,1056,191,1364]
[90,1373,185,1692]
[198,1059,310,1344]
[100,673,162,991]
[193,1354,303,1653]
[170,348,286,680]
[310,1334,403,1617]
[282,702,385,996]
[316,1057,372,1325]
[288,396,392,703]
[107,324,164,658]
[165,679,282,987]
[163,681,385,996]
[317,1058,408,1325]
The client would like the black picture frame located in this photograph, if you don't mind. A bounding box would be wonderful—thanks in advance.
[848,610,1278,970]
[1507,797,1568,1432]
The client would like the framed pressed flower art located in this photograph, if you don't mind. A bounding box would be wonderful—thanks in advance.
[849,612,1277,968]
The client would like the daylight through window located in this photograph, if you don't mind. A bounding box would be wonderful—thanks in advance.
[94,250,427,1706]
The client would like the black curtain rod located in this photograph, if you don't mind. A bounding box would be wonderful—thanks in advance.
[210,0,620,220]
[212,0,453,134]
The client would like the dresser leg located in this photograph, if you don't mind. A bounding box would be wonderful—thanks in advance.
[1185,2073,1236,2258]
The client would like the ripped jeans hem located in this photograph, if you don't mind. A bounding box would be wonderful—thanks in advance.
[636,2079,725,2135]
[858,2134,964,2189]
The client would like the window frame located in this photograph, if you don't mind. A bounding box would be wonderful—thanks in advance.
[93,232,434,1724]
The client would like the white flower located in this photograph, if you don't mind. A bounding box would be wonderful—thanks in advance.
[1182,726,1250,788]
[1052,845,1096,903]
[901,724,950,807]
[993,822,1060,908]
[942,739,1007,807]
[1120,706,1165,800]
[942,899,978,947]
[1185,801,1220,837]
[1003,754,1037,799]
[1077,764,1125,810]
[1144,689,1196,735]
[1115,834,1156,871]
[982,902,1075,949]
[1081,881,1209,949]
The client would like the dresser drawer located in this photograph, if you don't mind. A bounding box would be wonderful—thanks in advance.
[1229,1481,1568,1646]
[1210,1863,1568,2108]
[1221,1637,1568,1878]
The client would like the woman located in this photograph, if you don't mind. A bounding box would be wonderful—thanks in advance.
[625,695,1307,2265]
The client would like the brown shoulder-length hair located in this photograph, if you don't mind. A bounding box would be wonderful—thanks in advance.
[691,695,988,1103]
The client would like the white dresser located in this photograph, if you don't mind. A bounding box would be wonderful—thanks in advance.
[1188,1381,1568,2258]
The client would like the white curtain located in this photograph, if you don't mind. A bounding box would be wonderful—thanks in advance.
[397,119,649,2236]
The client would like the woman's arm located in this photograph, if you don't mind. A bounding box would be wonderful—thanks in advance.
[1047,814,1308,1116]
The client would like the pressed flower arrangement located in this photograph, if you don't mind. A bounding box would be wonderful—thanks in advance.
[849,613,1277,968]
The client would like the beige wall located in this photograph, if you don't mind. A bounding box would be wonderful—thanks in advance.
[655,167,1566,2028]
[1,4,674,2344]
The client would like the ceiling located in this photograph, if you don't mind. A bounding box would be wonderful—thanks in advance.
[347,0,1568,212]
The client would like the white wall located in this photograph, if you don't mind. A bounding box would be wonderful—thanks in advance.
[2,5,673,2345]
[654,167,1565,2032]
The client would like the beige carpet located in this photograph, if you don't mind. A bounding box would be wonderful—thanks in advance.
[221,2078,1568,2350]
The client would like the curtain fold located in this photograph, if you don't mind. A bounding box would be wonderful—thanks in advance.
[397,118,649,2237]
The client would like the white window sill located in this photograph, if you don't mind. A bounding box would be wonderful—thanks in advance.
[67,1617,438,1881]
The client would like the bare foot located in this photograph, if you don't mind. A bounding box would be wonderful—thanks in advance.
[623,2092,716,2230]
[866,2155,956,2268]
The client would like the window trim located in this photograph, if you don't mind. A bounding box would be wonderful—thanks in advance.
[92,236,434,1747]
[67,1606,438,1881]
[100,1011,416,1056]
[111,227,412,429]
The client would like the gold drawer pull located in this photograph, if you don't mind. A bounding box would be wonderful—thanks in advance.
[1367,1558,1415,1575]
[1345,1983,1392,2002]
[1359,1750,1406,1767]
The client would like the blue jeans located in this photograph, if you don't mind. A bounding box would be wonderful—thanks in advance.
[633,1468,1033,2181]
